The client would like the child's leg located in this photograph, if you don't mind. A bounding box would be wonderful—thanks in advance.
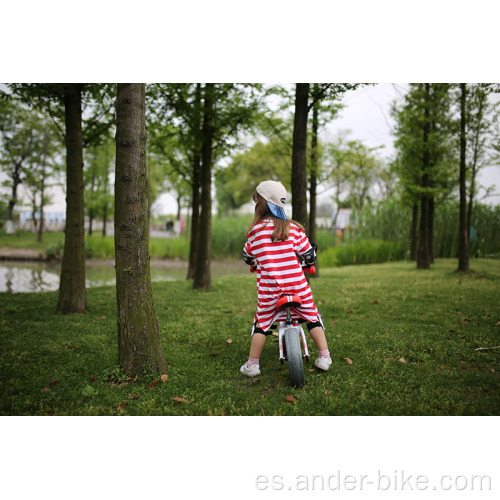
[249,332,267,359]
[240,329,267,376]
[309,325,328,352]
[308,324,332,370]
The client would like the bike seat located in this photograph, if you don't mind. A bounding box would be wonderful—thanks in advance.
[276,294,302,311]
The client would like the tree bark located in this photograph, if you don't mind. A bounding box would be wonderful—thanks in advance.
[193,84,215,290]
[458,83,469,272]
[187,83,202,280]
[56,84,87,313]
[417,83,431,270]
[410,202,418,261]
[115,83,167,376]
[291,83,309,231]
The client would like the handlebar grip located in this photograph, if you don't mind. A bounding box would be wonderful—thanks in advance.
[250,266,257,273]
[304,266,316,275]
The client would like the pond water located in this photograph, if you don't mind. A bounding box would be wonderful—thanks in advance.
[0,260,247,293]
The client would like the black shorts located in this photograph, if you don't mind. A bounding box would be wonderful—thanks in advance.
[252,315,324,336]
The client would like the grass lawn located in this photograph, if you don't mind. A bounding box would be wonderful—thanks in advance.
[1,259,499,416]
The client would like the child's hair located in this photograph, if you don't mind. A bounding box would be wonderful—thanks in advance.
[248,191,304,242]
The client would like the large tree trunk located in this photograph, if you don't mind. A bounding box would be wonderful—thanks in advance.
[193,84,214,290]
[410,203,418,261]
[417,83,431,270]
[187,83,202,280]
[458,83,469,272]
[291,83,309,231]
[114,83,167,376]
[56,84,86,314]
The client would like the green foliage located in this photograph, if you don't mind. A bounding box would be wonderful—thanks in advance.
[211,215,252,257]
[355,199,500,259]
[392,83,456,204]
[1,260,499,415]
[320,239,408,268]
[215,140,291,215]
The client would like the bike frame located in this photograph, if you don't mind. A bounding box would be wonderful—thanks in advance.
[278,306,310,364]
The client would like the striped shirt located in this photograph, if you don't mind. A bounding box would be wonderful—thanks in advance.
[244,219,320,332]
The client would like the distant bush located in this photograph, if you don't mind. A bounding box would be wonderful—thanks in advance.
[355,199,500,259]
[319,239,408,268]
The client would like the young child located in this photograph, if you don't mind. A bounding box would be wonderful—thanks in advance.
[240,180,332,377]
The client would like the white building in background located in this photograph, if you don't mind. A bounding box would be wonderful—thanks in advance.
[332,208,353,230]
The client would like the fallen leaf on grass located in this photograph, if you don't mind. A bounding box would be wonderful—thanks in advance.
[399,357,407,363]
[89,375,97,383]
[118,402,127,408]
[129,393,139,399]
[372,300,379,304]
[331,320,337,324]
[386,357,395,360]
[147,379,160,389]
[309,368,316,372]
[41,387,50,393]
[285,395,297,403]
[161,374,169,383]
[50,378,59,387]
[318,300,323,305]
[324,391,329,396]
[347,310,354,314]
[74,345,81,350]
[226,339,233,344]
[344,357,353,365]
[492,369,496,373]
[172,397,187,403]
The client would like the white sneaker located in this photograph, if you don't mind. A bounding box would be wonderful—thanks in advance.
[315,356,332,371]
[240,362,261,377]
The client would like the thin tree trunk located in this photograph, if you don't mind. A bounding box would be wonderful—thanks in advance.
[37,174,45,243]
[193,83,215,290]
[429,197,435,264]
[410,203,418,261]
[291,83,309,231]
[309,86,319,242]
[102,170,108,237]
[309,89,319,276]
[467,87,485,257]
[56,84,86,313]
[7,162,23,222]
[417,83,431,270]
[115,83,167,376]
[187,83,202,280]
[458,83,469,272]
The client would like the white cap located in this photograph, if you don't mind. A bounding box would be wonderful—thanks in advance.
[256,180,287,220]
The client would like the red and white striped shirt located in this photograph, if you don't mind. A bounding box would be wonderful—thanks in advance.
[244,219,320,332]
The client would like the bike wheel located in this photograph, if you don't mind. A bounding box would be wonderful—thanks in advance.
[284,327,305,388]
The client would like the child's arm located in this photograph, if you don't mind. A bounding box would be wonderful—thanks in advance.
[242,243,257,270]
[301,241,317,265]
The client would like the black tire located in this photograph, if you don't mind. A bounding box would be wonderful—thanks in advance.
[284,327,305,388]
